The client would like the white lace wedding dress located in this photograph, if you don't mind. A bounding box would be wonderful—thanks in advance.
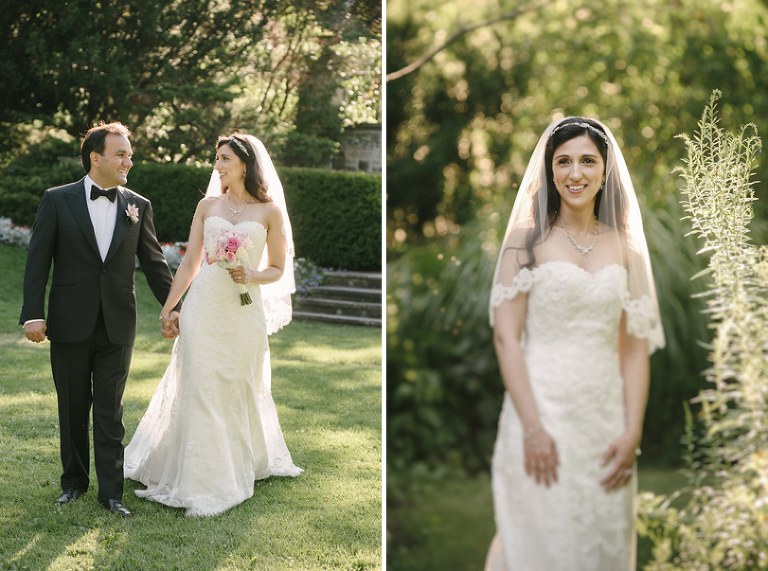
[124,216,302,516]
[488,261,661,571]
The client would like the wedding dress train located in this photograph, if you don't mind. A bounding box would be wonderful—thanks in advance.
[124,216,302,516]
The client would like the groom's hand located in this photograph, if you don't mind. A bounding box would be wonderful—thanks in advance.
[167,311,181,336]
[160,311,181,339]
[24,321,47,343]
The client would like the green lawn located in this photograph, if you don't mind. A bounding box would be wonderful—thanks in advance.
[387,465,688,570]
[0,244,382,570]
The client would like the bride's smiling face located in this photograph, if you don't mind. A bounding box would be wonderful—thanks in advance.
[215,144,246,188]
[551,133,605,213]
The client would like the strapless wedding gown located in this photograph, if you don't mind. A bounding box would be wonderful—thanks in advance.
[487,261,659,570]
[124,215,302,516]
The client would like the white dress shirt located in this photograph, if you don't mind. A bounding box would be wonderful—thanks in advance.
[84,174,118,262]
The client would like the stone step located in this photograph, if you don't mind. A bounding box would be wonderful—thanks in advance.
[293,297,381,319]
[292,311,382,328]
[324,270,382,290]
[303,285,381,303]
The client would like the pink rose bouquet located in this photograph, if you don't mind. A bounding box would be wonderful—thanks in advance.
[205,228,255,305]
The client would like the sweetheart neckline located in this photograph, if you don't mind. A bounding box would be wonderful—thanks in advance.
[204,215,267,233]
[525,260,627,278]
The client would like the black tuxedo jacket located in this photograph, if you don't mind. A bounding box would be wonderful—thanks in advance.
[20,178,177,346]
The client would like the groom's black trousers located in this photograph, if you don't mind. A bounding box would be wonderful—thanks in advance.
[49,310,132,502]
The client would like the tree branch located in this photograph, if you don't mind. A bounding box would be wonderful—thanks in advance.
[385,1,550,82]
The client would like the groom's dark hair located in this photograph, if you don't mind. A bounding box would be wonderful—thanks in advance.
[81,121,131,174]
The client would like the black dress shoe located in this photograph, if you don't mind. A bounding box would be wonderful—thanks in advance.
[100,499,132,517]
[55,488,83,505]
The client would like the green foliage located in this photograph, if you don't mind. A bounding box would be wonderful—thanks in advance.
[387,219,502,501]
[281,168,382,270]
[0,0,281,160]
[122,162,211,243]
[386,0,768,482]
[387,0,768,249]
[231,13,380,143]
[638,93,768,569]
[294,257,330,294]
[276,132,341,168]
[0,1,381,165]
[0,149,380,270]
[0,135,84,226]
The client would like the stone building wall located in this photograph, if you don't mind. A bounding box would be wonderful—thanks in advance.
[336,123,382,173]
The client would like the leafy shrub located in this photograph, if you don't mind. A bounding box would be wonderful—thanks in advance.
[281,167,381,271]
[293,257,329,295]
[275,132,340,168]
[638,93,768,569]
[124,162,210,243]
[0,217,32,248]
[0,148,380,271]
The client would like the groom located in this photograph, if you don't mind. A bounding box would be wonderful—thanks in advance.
[20,122,181,517]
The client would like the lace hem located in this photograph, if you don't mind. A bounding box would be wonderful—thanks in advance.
[623,295,665,353]
[263,295,292,335]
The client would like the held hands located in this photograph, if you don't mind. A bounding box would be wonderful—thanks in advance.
[523,426,559,487]
[227,265,261,285]
[24,321,47,343]
[160,311,181,339]
[600,431,641,492]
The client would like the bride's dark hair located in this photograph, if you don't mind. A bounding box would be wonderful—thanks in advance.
[519,117,626,269]
[216,135,272,203]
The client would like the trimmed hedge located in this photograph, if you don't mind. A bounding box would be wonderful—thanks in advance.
[0,161,381,271]
[280,168,381,271]
[124,163,210,243]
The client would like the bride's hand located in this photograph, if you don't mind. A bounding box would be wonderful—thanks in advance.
[227,266,261,284]
[523,428,559,487]
[599,431,640,492]
[160,311,180,339]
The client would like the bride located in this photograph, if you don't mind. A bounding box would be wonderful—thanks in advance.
[124,134,302,517]
[486,118,664,569]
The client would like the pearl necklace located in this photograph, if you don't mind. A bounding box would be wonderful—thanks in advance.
[227,193,252,216]
[559,216,598,257]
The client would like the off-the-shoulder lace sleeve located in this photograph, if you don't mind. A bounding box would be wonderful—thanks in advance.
[622,294,665,354]
[490,267,535,310]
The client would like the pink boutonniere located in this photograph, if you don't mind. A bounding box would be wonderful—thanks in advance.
[125,203,139,225]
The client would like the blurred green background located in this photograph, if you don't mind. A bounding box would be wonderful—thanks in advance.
[385,0,768,567]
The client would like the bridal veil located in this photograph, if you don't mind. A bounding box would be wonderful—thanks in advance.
[488,117,665,353]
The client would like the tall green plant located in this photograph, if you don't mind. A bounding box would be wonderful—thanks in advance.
[638,92,768,569]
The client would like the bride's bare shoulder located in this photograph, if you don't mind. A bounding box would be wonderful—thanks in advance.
[194,196,222,218]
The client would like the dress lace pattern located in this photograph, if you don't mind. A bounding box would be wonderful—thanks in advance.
[124,216,302,517]
[490,261,637,570]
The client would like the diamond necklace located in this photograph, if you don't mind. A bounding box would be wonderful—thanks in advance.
[558,216,598,257]
[227,193,252,216]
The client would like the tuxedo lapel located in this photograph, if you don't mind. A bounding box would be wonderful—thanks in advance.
[104,188,130,264]
[64,180,101,258]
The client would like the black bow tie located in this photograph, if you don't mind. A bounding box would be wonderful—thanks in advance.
[90,186,117,202]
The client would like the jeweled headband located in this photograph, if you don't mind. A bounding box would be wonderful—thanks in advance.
[229,136,251,156]
[550,121,610,146]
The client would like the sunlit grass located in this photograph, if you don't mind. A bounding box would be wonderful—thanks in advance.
[0,244,382,570]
